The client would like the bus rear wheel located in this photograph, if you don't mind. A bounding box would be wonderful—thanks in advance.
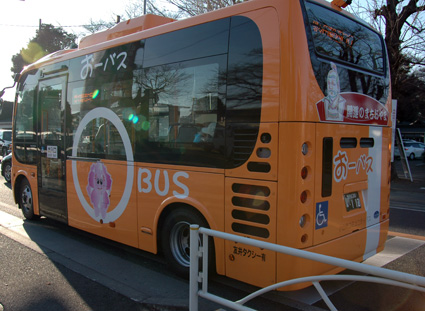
[161,208,213,278]
[19,179,39,220]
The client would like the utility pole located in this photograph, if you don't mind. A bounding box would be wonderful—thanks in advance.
[39,19,42,32]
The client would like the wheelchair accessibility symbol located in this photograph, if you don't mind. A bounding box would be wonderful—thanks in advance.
[316,201,328,229]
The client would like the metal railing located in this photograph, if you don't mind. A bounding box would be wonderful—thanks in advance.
[189,225,425,311]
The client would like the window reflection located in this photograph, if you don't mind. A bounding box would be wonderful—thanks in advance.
[14,71,38,164]
[40,83,63,143]
[304,2,388,106]
[306,2,384,73]
[68,15,263,168]
[71,80,134,160]
[226,16,263,123]
[135,60,221,144]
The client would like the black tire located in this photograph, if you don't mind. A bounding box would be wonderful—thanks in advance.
[160,208,214,278]
[409,153,415,160]
[3,162,11,183]
[19,179,39,220]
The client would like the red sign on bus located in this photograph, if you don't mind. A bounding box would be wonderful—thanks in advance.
[316,92,389,126]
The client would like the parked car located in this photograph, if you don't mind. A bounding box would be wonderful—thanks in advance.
[403,141,425,160]
[0,129,12,157]
[1,152,11,183]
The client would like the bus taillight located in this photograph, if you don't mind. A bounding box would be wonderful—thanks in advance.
[301,166,308,179]
[300,190,308,204]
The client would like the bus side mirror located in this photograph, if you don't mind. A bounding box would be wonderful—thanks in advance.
[0,73,20,99]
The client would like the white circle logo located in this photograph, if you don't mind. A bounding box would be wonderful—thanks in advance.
[72,107,134,223]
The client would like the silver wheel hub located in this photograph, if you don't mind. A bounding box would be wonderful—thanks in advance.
[170,220,201,267]
[21,185,32,212]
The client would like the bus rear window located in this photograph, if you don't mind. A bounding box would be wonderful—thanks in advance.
[305,2,384,74]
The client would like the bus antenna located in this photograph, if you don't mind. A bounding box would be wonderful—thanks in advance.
[331,0,352,9]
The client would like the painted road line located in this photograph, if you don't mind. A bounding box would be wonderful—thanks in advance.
[390,204,425,212]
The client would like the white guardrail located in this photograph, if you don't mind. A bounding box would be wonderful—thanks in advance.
[189,225,425,311]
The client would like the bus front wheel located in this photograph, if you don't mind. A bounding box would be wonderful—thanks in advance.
[161,208,213,278]
[19,179,39,220]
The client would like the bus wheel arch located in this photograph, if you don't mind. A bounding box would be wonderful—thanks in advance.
[13,174,27,204]
[15,176,40,220]
[158,203,215,278]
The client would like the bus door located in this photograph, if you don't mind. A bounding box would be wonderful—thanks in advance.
[37,76,67,222]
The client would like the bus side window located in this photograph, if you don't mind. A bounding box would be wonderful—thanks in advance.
[133,56,226,167]
[69,77,135,160]
[14,71,39,164]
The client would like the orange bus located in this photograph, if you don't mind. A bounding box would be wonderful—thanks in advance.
[9,0,391,289]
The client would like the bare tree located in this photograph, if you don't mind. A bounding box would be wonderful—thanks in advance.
[84,0,245,34]
[125,0,246,18]
[83,0,180,34]
[83,18,117,34]
[125,0,182,18]
[349,1,425,87]
[165,0,246,16]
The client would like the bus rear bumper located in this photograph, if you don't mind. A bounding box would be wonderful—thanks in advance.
[276,219,389,291]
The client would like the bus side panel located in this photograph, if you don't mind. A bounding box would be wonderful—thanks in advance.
[381,126,392,223]
[225,123,279,181]
[224,177,277,287]
[276,219,389,291]
[276,122,390,290]
[313,124,390,246]
[277,122,316,249]
[279,0,325,124]
[364,126,391,260]
[242,7,280,124]
[136,164,225,259]
[67,160,139,248]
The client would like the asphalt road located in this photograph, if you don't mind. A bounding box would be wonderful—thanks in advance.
[390,160,425,237]
[0,234,143,311]
[0,159,424,311]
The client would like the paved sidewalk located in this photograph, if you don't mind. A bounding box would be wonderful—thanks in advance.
[0,210,204,311]
[0,211,303,311]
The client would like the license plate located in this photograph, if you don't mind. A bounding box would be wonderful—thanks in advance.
[344,192,361,212]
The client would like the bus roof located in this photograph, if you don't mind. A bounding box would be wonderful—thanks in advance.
[79,14,176,49]
[20,0,368,74]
